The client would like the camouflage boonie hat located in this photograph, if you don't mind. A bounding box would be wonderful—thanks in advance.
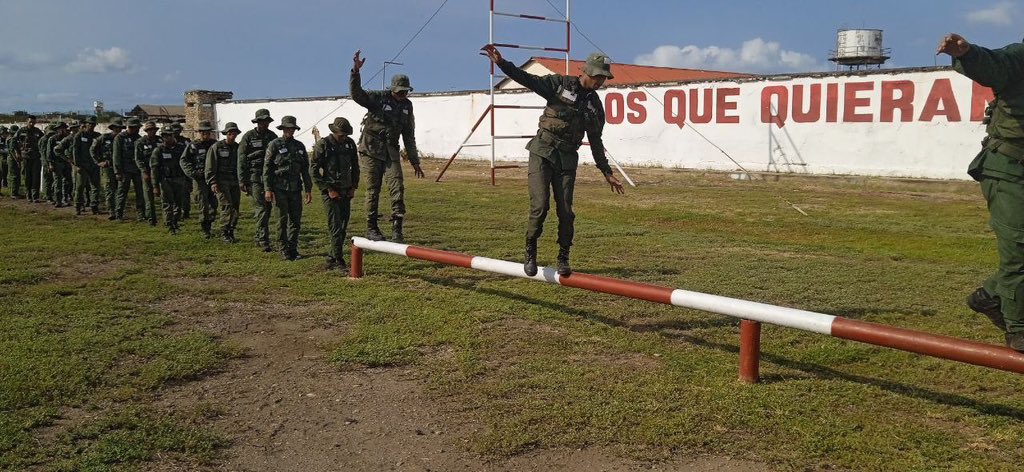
[108,118,125,130]
[44,123,56,132]
[390,74,413,93]
[328,117,353,134]
[196,120,214,132]
[9,125,18,132]
[276,115,300,130]
[252,108,273,123]
[583,52,614,79]
[220,122,241,135]
[142,120,158,132]
[82,116,98,125]
[160,124,176,135]
[126,117,143,127]
[54,121,67,129]
[170,122,183,133]
[67,121,79,128]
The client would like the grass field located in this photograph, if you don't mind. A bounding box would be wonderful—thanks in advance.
[2,159,1023,471]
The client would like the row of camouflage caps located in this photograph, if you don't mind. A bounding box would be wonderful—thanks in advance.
[0,117,243,136]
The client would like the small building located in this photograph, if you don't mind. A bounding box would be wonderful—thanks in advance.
[184,90,233,139]
[496,56,753,90]
[128,104,187,123]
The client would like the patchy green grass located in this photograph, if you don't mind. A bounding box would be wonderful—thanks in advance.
[2,159,1023,471]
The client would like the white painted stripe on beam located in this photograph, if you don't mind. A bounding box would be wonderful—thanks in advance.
[670,289,836,334]
[470,256,562,284]
[351,237,410,257]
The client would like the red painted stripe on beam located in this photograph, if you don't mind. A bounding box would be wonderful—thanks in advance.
[832,318,1024,374]
[405,246,475,268]
[557,273,674,305]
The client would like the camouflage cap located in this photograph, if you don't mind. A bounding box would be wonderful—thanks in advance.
[196,120,214,132]
[159,124,177,135]
[142,120,159,132]
[220,122,242,135]
[54,121,68,129]
[583,52,614,79]
[68,121,80,128]
[108,118,125,130]
[170,122,183,133]
[126,117,143,127]
[82,115,98,125]
[44,123,56,132]
[252,108,273,123]
[276,115,300,130]
[390,74,413,93]
[328,117,353,134]
[9,125,18,132]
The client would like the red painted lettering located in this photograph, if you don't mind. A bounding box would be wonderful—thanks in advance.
[605,93,624,125]
[761,86,788,127]
[843,82,874,123]
[826,83,839,122]
[626,91,647,124]
[664,90,687,128]
[716,88,740,124]
[919,78,961,122]
[880,81,915,123]
[971,81,995,122]
[688,89,714,124]
[792,84,821,123]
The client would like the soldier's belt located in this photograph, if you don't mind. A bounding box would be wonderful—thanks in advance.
[539,130,580,152]
[987,138,1024,161]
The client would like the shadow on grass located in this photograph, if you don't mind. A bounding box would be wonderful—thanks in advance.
[416,273,1024,422]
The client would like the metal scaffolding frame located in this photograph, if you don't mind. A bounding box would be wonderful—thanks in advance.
[436,0,571,185]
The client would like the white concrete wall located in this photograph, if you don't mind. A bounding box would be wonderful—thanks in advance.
[214,68,992,180]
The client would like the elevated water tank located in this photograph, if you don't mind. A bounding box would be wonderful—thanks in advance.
[829,29,891,69]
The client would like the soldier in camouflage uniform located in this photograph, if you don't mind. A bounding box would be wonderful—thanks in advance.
[180,120,218,238]
[170,122,193,219]
[350,51,424,243]
[113,118,145,220]
[37,123,56,204]
[941,33,1024,352]
[72,116,102,215]
[206,122,242,243]
[46,122,70,207]
[0,126,8,192]
[15,116,45,201]
[151,124,189,234]
[239,109,278,251]
[311,117,360,273]
[53,121,79,208]
[483,46,625,277]
[263,115,312,260]
[135,121,160,225]
[91,118,124,219]
[6,124,20,198]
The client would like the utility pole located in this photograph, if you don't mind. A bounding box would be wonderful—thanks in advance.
[382,61,403,89]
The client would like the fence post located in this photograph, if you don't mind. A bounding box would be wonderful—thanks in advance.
[739,320,761,384]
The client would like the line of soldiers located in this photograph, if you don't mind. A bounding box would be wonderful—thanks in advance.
[1,56,422,274]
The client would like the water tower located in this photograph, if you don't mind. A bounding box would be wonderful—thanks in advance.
[828,29,891,70]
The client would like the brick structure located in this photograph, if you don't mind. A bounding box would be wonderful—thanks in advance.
[184,90,233,139]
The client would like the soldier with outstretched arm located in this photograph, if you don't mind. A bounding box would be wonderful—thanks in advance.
[481,44,624,277]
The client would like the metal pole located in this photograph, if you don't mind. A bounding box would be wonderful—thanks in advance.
[489,1,497,185]
[383,61,404,90]
[565,0,571,74]
[739,320,761,384]
[351,236,1024,376]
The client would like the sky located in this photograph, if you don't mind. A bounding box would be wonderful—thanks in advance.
[1,0,1022,113]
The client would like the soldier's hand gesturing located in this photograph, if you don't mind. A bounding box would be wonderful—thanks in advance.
[311,126,321,142]
[605,174,625,195]
[937,33,970,58]
[304,192,312,204]
[353,50,366,72]
[211,183,219,194]
[412,163,425,179]
[480,44,502,64]
[265,190,274,203]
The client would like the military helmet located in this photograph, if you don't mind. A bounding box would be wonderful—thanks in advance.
[142,120,159,132]
[108,118,125,130]
[276,115,300,131]
[126,117,143,128]
[328,117,353,135]
[196,120,214,132]
[390,74,413,93]
[583,52,614,79]
[252,108,273,123]
[220,122,241,135]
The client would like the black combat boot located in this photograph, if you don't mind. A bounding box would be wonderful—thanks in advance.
[324,256,340,270]
[524,237,538,276]
[290,245,303,260]
[91,205,100,215]
[201,221,213,239]
[391,215,405,243]
[75,206,83,216]
[107,212,117,221]
[967,287,1006,332]
[556,245,572,276]
[338,257,349,276]
[367,216,385,241]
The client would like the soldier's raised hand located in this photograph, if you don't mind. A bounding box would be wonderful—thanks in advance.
[311,126,321,142]
[937,33,970,58]
[353,50,366,72]
[480,44,502,64]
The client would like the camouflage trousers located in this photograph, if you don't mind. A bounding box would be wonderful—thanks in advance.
[74,165,101,210]
[526,152,576,247]
[22,158,41,200]
[273,188,304,251]
[159,177,189,229]
[142,173,158,223]
[216,181,241,233]
[323,192,352,262]
[250,175,272,243]
[115,171,146,218]
[360,155,405,220]
[193,177,217,224]
[102,167,119,212]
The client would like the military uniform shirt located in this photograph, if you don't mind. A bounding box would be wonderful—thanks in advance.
[263,137,312,193]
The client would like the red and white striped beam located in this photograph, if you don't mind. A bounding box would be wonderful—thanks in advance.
[350,237,1024,378]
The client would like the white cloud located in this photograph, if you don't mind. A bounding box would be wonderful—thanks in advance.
[967,2,1016,26]
[635,38,824,73]
[36,92,81,105]
[0,50,55,71]
[65,47,141,74]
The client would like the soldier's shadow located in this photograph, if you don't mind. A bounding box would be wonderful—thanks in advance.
[414,272,1024,422]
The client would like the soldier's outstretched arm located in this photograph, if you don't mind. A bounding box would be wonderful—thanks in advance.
[350,50,377,110]
[482,44,559,100]
[941,33,1024,92]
